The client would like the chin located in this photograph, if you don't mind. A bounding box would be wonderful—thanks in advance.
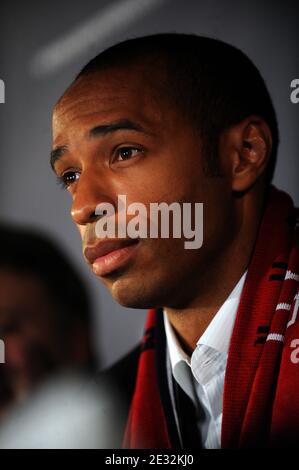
[107,273,164,310]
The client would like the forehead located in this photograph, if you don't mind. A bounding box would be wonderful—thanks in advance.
[53,68,171,141]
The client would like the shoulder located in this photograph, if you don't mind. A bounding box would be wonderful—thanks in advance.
[94,345,141,448]
[97,344,141,399]
[101,344,141,388]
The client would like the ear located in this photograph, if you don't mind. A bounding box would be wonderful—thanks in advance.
[219,116,273,192]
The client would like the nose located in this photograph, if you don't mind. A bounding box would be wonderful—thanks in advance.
[70,169,114,226]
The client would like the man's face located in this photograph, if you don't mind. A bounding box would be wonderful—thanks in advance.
[0,270,63,406]
[52,66,234,309]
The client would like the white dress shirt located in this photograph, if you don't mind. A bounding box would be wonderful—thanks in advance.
[164,271,247,449]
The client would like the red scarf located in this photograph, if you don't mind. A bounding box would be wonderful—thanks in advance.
[123,186,299,448]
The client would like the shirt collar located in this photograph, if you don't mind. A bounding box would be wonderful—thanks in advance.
[198,271,247,353]
[164,270,247,369]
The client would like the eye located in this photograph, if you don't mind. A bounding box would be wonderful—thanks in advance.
[114,147,143,162]
[56,170,80,190]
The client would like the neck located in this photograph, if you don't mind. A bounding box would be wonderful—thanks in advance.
[164,189,266,355]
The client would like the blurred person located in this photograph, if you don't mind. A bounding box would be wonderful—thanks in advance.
[0,224,97,422]
[51,34,299,448]
[0,372,115,449]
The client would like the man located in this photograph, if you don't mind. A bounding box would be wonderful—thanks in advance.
[51,34,299,448]
[0,225,96,422]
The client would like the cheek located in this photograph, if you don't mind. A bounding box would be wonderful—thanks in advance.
[124,154,190,200]
[122,171,198,209]
[77,225,86,241]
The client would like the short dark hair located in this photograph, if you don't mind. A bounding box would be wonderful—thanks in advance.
[0,224,92,328]
[76,33,279,185]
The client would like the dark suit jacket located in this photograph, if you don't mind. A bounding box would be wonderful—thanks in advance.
[95,309,201,449]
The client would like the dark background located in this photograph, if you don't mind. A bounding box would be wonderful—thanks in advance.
[0,0,298,368]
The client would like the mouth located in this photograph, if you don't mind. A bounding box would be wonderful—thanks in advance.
[84,238,140,277]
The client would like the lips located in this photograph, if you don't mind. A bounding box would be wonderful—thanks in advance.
[84,238,139,276]
[84,238,138,264]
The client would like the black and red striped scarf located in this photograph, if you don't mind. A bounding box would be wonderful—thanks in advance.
[123,186,299,448]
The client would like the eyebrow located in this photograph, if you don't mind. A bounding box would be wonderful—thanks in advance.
[50,145,68,170]
[50,119,148,171]
[88,118,146,138]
